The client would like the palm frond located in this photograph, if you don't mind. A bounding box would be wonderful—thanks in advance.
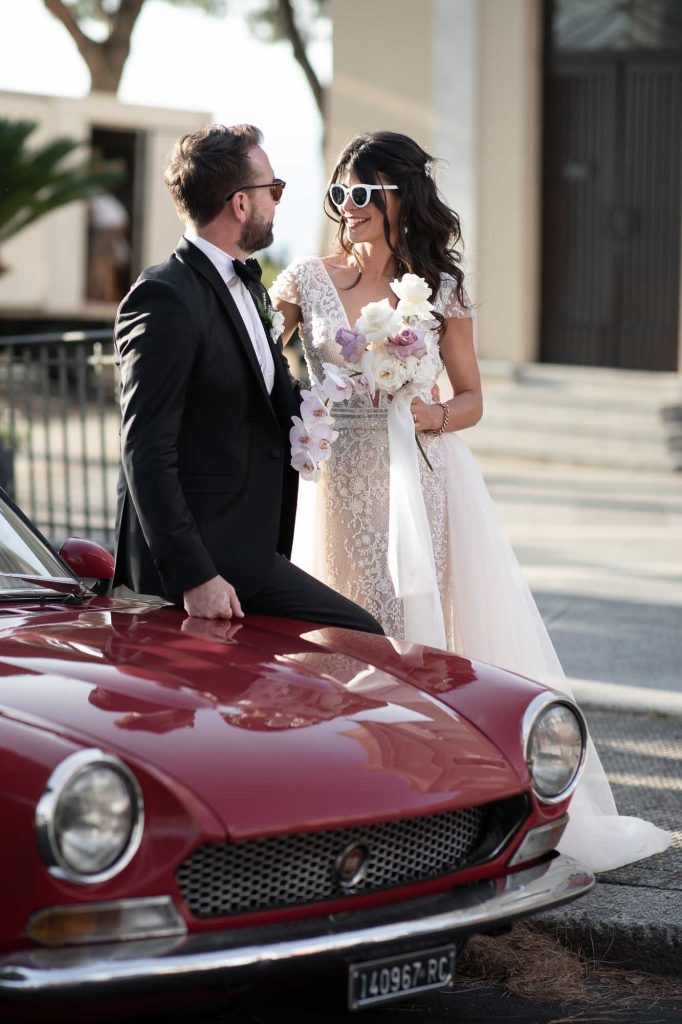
[0,117,123,247]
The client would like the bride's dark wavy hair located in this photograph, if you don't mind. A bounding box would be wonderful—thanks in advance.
[324,131,467,312]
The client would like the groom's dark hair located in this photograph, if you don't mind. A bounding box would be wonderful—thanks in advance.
[165,123,263,227]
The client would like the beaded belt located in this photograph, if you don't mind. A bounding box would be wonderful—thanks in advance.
[332,406,389,429]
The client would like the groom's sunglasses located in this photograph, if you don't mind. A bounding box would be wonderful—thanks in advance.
[329,182,398,210]
[225,179,286,204]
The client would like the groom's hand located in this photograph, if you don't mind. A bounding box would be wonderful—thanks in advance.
[183,575,244,620]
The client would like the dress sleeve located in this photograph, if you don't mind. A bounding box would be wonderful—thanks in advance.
[270,259,303,307]
[439,276,476,320]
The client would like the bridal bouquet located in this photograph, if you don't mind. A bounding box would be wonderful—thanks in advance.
[289,274,440,480]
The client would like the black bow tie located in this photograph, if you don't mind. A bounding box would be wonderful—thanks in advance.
[233,257,262,287]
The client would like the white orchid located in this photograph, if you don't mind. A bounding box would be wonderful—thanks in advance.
[360,349,377,397]
[300,388,334,428]
[390,274,434,318]
[308,420,338,462]
[289,415,312,449]
[318,362,355,403]
[291,446,321,482]
[355,299,403,344]
[353,371,373,397]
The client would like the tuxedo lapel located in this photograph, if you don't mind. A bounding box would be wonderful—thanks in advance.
[174,239,279,421]
[270,347,299,434]
[245,274,300,431]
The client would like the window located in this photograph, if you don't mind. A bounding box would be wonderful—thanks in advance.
[548,0,682,51]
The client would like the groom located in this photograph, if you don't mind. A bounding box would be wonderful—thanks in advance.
[113,123,382,633]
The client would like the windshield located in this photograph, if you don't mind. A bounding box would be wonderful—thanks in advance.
[0,500,76,596]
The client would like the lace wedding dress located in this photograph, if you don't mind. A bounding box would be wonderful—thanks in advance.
[271,255,670,872]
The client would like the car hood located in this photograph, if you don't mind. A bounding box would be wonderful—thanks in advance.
[0,601,528,839]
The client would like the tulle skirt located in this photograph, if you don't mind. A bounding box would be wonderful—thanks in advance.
[292,430,670,873]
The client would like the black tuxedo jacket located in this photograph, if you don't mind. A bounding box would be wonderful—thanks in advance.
[113,238,300,603]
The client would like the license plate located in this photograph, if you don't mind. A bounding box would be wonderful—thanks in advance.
[348,943,455,1010]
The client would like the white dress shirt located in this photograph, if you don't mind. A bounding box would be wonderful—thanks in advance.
[184,229,275,393]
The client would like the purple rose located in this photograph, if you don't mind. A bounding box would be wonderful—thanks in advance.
[387,326,427,358]
[335,327,366,363]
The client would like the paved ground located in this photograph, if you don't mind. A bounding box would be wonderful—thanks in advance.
[538,705,681,976]
[473,456,682,701]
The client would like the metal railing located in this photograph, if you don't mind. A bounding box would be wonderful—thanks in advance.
[0,329,119,550]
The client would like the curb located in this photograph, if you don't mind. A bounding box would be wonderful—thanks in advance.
[535,882,682,978]
[568,678,682,718]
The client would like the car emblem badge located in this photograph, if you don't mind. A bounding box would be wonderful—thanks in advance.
[335,842,369,888]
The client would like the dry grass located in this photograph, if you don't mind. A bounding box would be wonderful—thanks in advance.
[457,922,682,1020]
[459,923,590,1002]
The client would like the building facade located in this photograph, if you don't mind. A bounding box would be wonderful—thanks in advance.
[0,90,208,327]
[328,0,682,373]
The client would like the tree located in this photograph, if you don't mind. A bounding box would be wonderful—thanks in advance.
[42,0,225,93]
[0,118,122,276]
[245,0,327,122]
[42,1,329,124]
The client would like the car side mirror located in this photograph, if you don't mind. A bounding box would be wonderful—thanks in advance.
[59,538,115,595]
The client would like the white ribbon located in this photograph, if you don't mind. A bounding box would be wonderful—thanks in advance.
[386,387,447,649]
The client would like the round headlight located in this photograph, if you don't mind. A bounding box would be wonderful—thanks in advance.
[36,750,144,883]
[524,698,586,802]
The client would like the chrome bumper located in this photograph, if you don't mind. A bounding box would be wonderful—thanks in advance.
[0,855,593,1001]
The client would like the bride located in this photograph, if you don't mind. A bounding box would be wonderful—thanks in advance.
[271,130,669,872]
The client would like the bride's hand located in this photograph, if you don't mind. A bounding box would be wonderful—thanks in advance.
[410,397,444,433]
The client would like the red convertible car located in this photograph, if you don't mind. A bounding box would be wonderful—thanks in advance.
[0,491,593,1018]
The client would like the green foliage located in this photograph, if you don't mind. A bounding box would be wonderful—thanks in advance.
[61,0,327,35]
[0,119,123,249]
[258,253,284,291]
[244,0,327,45]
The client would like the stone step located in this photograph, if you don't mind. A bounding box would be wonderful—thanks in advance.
[460,362,682,471]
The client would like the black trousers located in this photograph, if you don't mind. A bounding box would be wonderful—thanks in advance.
[243,554,384,635]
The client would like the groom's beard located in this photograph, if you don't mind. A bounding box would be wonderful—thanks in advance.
[239,210,274,253]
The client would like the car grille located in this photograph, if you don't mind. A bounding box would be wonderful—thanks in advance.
[176,796,527,919]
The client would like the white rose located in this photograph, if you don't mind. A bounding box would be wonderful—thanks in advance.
[355,299,403,343]
[402,355,419,382]
[423,328,440,358]
[390,273,434,318]
[412,352,441,387]
[270,310,285,338]
[373,354,409,394]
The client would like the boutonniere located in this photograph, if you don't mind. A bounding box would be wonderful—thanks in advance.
[255,296,285,341]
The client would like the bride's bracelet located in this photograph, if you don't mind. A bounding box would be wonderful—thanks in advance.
[434,402,449,436]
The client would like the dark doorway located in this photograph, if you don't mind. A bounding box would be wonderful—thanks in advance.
[541,1,682,370]
[86,127,146,305]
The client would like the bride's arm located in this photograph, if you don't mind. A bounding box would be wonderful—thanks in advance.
[411,316,483,433]
[272,297,302,347]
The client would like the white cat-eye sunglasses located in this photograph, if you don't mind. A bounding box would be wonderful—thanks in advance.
[328,183,399,210]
